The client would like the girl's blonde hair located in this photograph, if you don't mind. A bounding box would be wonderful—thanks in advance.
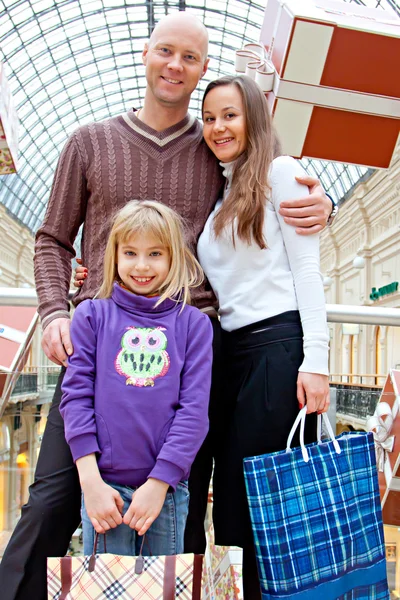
[202,75,281,250]
[98,200,204,307]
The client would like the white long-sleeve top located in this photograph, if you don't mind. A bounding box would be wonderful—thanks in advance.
[197,155,329,375]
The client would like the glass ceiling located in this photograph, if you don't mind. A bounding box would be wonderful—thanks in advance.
[0,0,399,232]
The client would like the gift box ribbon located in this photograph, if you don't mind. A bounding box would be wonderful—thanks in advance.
[235,43,276,93]
[367,402,395,474]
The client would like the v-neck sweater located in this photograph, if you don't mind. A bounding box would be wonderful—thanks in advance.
[34,109,224,329]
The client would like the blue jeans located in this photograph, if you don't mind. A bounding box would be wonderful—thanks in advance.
[81,480,189,556]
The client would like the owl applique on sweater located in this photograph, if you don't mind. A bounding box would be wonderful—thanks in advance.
[115,327,170,387]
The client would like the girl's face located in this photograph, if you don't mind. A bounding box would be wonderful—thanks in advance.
[202,84,247,163]
[117,231,170,296]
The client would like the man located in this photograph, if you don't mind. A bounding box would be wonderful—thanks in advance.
[0,12,334,600]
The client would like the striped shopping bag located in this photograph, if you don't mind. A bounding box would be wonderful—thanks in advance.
[47,533,203,599]
[244,407,389,600]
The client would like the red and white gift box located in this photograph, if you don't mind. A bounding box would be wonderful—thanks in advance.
[367,369,400,526]
[0,62,19,175]
[235,0,400,168]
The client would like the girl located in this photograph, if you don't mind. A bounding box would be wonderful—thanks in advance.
[60,200,213,557]
[197,76,330,598]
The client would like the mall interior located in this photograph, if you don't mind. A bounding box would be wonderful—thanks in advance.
[0,0,399,598]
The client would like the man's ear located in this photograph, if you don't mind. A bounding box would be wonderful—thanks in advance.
[142,42,149,65]
[201,57,210,79]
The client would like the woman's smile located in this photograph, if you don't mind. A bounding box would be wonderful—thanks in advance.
[214,137,234,145]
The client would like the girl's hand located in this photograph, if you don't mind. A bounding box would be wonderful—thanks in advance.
[82,479,124,534]
[123,478,169,536]
[74,258,88,288]
[297,372,330,414]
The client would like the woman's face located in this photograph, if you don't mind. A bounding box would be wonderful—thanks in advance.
[202,84,247,163]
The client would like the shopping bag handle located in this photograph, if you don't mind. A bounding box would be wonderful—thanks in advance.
[286,407,307,461]
[286,406,341,462]
[89,531,150,573]
[88,533,104,572]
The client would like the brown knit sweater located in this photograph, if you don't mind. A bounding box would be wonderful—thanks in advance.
[34,110,224,329]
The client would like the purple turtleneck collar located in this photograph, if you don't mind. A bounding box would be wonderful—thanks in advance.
[111,282,180,316]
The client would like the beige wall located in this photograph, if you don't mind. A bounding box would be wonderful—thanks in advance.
[321,143,400,382]
[0,204,35,289]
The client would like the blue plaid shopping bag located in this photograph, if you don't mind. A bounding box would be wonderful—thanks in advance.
[244,407,389,600]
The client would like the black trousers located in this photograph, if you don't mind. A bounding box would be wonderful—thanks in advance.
[0,370,81,600]
[0,318,222,599]
[213,311,317,548]
[184,317,223,554]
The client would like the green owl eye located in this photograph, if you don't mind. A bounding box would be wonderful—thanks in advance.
[125,329,143,349]
[145,330,164,351]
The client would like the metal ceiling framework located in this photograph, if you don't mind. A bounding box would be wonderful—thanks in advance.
[0,0,398,232]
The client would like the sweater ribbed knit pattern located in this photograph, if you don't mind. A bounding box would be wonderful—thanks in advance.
[34,109,224,329]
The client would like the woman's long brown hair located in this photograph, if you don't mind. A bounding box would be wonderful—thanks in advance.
[202,75,281,249]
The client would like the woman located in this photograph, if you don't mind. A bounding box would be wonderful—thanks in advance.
[197,75,330,599]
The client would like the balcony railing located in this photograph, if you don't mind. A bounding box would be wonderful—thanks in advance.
[332,385,382,421]
[1,288,400,325]
[11,373,38,397]
[1,366,62,413]
[330,373,387,386]
[46,372,59,387]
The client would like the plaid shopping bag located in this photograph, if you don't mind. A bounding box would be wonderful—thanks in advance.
[244,407,389,600]
[47,533,203,600]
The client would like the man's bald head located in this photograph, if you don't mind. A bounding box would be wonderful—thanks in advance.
[142,12,210,116]
[149,12,209,61]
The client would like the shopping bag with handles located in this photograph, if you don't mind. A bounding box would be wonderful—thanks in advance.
[47,532,203,599]
[244,407,389,600]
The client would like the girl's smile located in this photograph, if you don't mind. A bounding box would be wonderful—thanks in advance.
[130,276,155,287]
[202,84,247,163]
[132,276,154,284]
[117,232,171,296]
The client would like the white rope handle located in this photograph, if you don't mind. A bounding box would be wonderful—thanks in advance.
[286,407,341,463]
[286,407,309,461]
[320,412,342,456]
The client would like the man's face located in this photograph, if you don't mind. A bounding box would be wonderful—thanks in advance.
[143,24,209,108]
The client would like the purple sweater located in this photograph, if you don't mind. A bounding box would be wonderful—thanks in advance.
[60,283,213,490]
